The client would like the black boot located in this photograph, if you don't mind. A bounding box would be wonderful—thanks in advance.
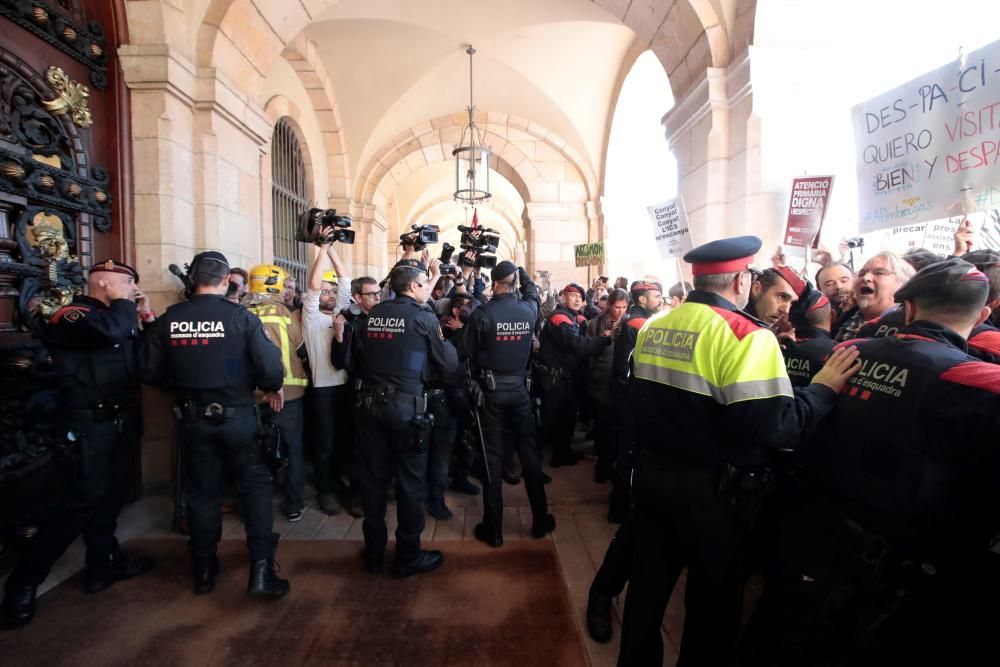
[531,513,556,538]
[247,559,290,599]
[391,550,444,578]
[193,557,218,595]
[425,497,453,521]
[85,551,155,594]
[586,592,614,643]
[1,582,37,628]
[474,522,503,548]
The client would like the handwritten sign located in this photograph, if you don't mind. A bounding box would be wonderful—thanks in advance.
[921,218,961,255]
[784,176,834,247]
[852,37,1000,232]
[574,241,605,267]
[647,196,693,258]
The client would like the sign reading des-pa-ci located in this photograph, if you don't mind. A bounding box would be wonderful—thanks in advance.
[852,37,1000,233]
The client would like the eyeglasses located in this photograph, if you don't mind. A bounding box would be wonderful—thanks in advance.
[359,291,381,298]
[320,289,337,296]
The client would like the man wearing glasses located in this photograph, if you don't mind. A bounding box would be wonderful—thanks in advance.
[303,238,351,516]
[348,261,458,578]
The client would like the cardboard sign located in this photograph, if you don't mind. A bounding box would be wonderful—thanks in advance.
[574,241,605,267]
[647,196,693,259]
[784,176,834,247]
[852,37,1000,232]
[921,217,961,256]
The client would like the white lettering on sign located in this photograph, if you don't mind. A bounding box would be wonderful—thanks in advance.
[169,321,226,339]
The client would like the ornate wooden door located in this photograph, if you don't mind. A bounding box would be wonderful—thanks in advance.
[0,0,133,527]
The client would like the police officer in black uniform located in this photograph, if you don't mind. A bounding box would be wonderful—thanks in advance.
[781,287,837,386]
[139,251,289,598]
[744,258,1000,666]
[350,262,459,577]
[537,283,611,466]
[459,260,555,546]
[1,260,155,627]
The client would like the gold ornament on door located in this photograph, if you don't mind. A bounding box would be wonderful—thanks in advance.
[42,66,93,129]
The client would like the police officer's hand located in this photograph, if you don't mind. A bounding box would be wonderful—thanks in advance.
[333,313,346,342]
[267,388,285,413]
[134,290,154,318]
[810,345,861,393]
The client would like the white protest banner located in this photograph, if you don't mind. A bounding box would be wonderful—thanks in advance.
[852,37,1000,233]
[921,217,961,255]
[647,196,693,259]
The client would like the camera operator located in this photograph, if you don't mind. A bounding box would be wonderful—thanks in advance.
[138,251,289,599]
[302,236,351,516]
[459,259,555,546]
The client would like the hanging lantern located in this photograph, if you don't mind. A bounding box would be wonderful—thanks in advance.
[453,45,491,205]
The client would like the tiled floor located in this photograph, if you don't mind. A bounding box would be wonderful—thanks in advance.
[9,435,686,666]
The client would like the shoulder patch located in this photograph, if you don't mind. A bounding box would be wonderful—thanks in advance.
[51,305,89,323]
[550,313,573,328]
[940,361,1000,394]
[627,317,647,330]
[969,329,1000,357]
[709,306,762,341]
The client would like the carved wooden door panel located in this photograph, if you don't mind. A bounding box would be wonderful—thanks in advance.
[0,0,133,527]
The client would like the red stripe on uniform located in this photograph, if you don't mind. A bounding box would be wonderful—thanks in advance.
[969,330,1000,356]
[939,361,1000,394]
[549,313,573,328]
[709,307,761,341]
[833,338,867,351]
[50,306,89,323]
[627,318,647,330]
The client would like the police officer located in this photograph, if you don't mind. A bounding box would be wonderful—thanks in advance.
[618,236,860,666]
[1,260,155,627]
[963,249,1000,362]
[781,288,836,386]
[139,251,289,599]
[744,258,1000,666]
[537,283,611,466]
[459,260,555,546]
[350,262,458,577]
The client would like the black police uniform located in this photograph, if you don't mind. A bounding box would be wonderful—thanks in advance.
[536,300,610,465]
[745,320,1000,666]
[781,325,836,387]
[459,265,552,544]
[139,287,286,594]
[350,293,458,574]
[967,321,1000,363]
[3,292,153,625]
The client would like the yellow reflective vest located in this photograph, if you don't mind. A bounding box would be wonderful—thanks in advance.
[633,297,792,405]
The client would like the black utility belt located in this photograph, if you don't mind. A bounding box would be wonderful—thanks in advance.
[638,452,771,493]
[70,400,133,424]
[536,364,569,378]
[172,401,257,421]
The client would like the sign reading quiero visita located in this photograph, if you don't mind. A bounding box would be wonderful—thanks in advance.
[574,241,605,267]
[852,37,1000,233]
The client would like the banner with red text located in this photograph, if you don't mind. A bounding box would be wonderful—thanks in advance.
[784,176,834,247]
[852,37,1000,233]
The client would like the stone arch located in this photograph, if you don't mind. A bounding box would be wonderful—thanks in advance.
[124,0,190,52]
[280,34,351,202]
[355,113,596,209]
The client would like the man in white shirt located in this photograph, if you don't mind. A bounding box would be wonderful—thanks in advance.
[302,238,351,515]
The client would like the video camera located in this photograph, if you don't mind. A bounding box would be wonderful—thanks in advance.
[168,262,194,299]
[400,224,440,251]
[439,242,459,276]
[296,207,355,245]
[458,225,500,270]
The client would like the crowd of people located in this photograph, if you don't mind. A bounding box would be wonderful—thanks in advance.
[2,221,998,667]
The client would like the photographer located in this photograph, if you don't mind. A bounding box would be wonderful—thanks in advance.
[302,236,351,516]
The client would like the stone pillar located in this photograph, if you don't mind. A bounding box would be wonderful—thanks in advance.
[525,201,590,286]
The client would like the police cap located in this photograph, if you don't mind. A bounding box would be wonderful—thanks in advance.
[789,286,829,328]
[491,260,517,282]
[962,249,1000,270]
[89,259,139,283]
[894,257,989,304]
[393,258,428,273]
[771,265,808,298]
[561,282,586,298]
[190,251,230,279]
[683,235,762,276]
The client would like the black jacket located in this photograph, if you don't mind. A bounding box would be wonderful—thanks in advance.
[536,304,610,370]
[781,326,836,387]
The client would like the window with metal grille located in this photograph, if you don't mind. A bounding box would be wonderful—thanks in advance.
[271,118,310,287]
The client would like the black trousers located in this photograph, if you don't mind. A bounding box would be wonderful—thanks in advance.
[591,518,635,598]
[180,415,277,562]
[618,455,744,667]
[541,375,576,461]
[610,388,636,513]
[9,410,138,587]
[426,392,459,499]
[480,379,548,533]
[309,384,349,497]
[356,394,427,564]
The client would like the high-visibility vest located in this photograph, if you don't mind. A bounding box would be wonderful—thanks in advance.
[247,301,309,391]
[632,300,792,405]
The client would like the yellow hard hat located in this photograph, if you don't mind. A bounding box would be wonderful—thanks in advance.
[249,264,287,295]
[322,270,338,284]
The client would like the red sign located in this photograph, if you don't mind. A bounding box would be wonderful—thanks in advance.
[783,177,834,248]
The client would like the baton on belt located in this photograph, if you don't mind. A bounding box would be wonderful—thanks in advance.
[472,406,492,486]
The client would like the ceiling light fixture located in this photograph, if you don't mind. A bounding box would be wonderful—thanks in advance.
[453,45,491,205]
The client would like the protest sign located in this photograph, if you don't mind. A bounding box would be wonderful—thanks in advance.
[574,241,605,267]
[921,217,961,255]
[852,37,1000,233]
[784,176,834,247]
[647,196,693,259]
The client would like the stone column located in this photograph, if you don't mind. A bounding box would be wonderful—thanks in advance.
[525,201,590,286]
